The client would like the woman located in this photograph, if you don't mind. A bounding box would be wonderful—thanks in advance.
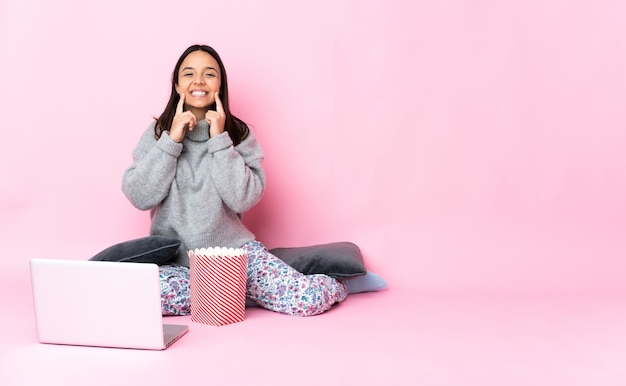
[122,44,348,316]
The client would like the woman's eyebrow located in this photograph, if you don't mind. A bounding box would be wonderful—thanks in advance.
[181,66,218,72]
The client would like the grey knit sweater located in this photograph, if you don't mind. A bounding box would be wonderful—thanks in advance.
[122,120,265,266]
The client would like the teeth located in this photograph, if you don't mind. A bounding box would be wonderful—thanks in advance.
[191,91,207,97]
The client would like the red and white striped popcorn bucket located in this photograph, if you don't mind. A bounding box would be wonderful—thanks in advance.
[188,247,248,326]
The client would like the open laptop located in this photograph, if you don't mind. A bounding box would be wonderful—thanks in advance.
[30,259,189,350]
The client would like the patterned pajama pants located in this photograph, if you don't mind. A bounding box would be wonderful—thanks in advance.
[159,240,348,317]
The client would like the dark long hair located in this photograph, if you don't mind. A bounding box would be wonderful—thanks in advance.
[154,44,249,145]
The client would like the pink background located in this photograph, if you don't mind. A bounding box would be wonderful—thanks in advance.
[2,0,625,295]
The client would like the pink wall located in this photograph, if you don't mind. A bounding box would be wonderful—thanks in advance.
[1,1,625,294]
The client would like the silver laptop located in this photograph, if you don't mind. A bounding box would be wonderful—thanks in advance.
[30,259,189,350]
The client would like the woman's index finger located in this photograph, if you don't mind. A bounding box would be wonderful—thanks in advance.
[215,92,224,113]
[176,93,185,114]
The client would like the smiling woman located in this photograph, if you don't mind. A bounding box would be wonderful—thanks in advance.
[121,44,362,317]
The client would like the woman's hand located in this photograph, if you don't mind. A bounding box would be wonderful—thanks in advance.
[206,91,226,138]
[170,93,197,143]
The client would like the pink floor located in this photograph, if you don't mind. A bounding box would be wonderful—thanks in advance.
[2,271,626,385]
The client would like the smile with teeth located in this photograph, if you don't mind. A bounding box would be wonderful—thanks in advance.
[191,91,208,97]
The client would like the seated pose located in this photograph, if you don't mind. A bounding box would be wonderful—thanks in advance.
[122,44,383,317]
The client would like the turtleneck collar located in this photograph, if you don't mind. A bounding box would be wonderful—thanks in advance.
[186,120,210,142]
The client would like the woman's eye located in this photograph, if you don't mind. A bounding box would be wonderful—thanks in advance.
[205,73,215,78]
[183,73,193,77]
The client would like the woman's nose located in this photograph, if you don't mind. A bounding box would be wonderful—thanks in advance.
[193,75,205,84]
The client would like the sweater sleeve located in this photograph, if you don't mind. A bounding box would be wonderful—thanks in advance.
[207,130,266,213]
[121,124,183,210]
